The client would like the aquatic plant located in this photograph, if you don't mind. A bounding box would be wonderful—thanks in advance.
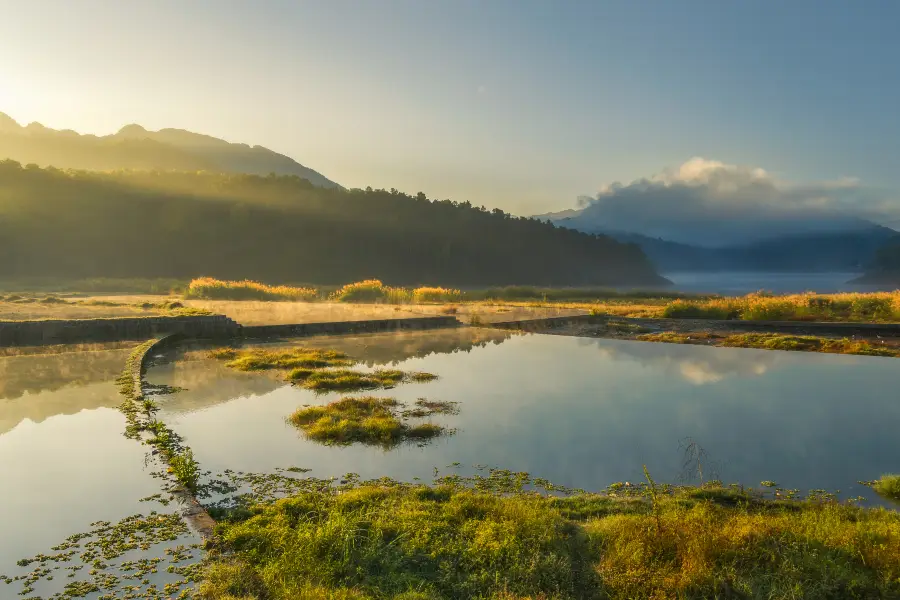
[637,331,900,357]
[288,396,451,447]
[185,277,318,301]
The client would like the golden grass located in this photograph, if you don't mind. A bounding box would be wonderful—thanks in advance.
[186,277,318,301]
[663,291,900,322]
[637,331,900,357]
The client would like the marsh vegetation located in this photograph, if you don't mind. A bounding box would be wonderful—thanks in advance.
[637,331,900,357]
[288,396,455,447]
[199,468,900,600]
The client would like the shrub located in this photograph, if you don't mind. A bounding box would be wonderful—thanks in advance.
[331,279,413,303]
[185,277,318,301]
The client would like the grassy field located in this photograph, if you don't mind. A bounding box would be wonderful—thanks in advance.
[199,472,900,600]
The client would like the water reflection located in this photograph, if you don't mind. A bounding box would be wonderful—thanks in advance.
[575,336,786,385]
[0,344,136,435]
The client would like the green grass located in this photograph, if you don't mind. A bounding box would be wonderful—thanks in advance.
[199,478,900,600]
[287,368,437,392]
[662,300,736,319]
[210,347,354,371]
[873,474,900,502]
[288,396,451,448]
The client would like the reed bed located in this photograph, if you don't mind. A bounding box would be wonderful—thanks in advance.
[663,291,900,322]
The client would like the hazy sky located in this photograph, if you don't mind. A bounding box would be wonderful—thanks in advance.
[2,0,900,215]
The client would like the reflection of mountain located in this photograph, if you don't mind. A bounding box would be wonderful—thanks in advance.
[0,345,137,435]
[574,337,782,385]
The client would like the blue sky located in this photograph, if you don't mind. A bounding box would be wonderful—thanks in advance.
[2,0,899,215]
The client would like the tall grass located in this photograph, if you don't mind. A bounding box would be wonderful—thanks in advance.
[663,291,900,322]
[185,277,318,301]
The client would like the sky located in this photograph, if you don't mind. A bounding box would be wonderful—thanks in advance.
[2,0,900,216]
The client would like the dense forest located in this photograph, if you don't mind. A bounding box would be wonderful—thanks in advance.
[0,161,666,287]
[0,112,340,188]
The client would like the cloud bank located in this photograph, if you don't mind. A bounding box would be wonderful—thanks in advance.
[573,158,898,246]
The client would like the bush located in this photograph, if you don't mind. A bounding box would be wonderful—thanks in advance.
[330,279,413,303]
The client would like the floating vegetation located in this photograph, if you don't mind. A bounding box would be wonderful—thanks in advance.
[637,331,900,357]
[286,367,438,392]
[208,346,353,371]
[0,511,202,600]
[196,466,900,600]
[288,396,453,447]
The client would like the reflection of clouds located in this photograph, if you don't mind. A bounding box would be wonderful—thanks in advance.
[583,338,780,385]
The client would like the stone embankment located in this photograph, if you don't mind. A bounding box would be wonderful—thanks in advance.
[0,315,460,347]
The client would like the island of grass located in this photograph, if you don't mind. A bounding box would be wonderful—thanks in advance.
[288,396,456,447]
[873,474,900,502]
[208,346,438,391]
[200,472,900,600]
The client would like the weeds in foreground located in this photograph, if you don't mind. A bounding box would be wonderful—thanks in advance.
[199,469,900,600]
[288,396,454,447]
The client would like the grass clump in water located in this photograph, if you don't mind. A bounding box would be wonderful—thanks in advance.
[209,346,354,371]
[287,367,436,392]
[288,396,451,447]
[873,474,900,502]
[186,277,318,301]
[722,333,899,356]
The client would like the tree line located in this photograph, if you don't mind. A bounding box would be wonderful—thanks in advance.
[0,161,666,287]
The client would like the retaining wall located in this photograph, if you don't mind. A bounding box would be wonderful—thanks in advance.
[0,315,240,347]
[240,316,461,338]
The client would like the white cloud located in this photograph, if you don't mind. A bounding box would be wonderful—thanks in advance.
[575,157,899,246]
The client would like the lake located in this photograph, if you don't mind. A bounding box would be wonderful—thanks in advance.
[145,329,900,504]
[664,271,891,295]
[3,328,899,595]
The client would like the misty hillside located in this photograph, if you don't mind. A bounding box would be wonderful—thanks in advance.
[0,112,340,188]
[0,161,666,287]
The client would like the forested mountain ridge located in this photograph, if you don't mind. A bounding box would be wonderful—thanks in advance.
[0,112,340,188]
[0,161,667,287]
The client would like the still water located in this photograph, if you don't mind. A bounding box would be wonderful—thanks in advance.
[665,271,888,295]
[147,329,900,503]
[0,344,198,596]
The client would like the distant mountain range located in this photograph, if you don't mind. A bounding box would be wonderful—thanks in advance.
[0,112,340,188]
[534,208,900,273]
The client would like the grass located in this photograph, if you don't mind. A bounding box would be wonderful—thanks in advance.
[186,277,318,301]
[199,474,900,600]
[662,291,900,322]
[637,331,900,357]
[287,368,438,392]
[873,474,900,502]
[209,347,354,371]
[288,396,451,447]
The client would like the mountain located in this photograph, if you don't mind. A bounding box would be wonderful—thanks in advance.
[0,112,341,188]
[534,211,900,273]
[0,162,667,287]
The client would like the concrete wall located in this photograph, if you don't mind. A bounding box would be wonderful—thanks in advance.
[0,315,240,347]
[241,316,460,339]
